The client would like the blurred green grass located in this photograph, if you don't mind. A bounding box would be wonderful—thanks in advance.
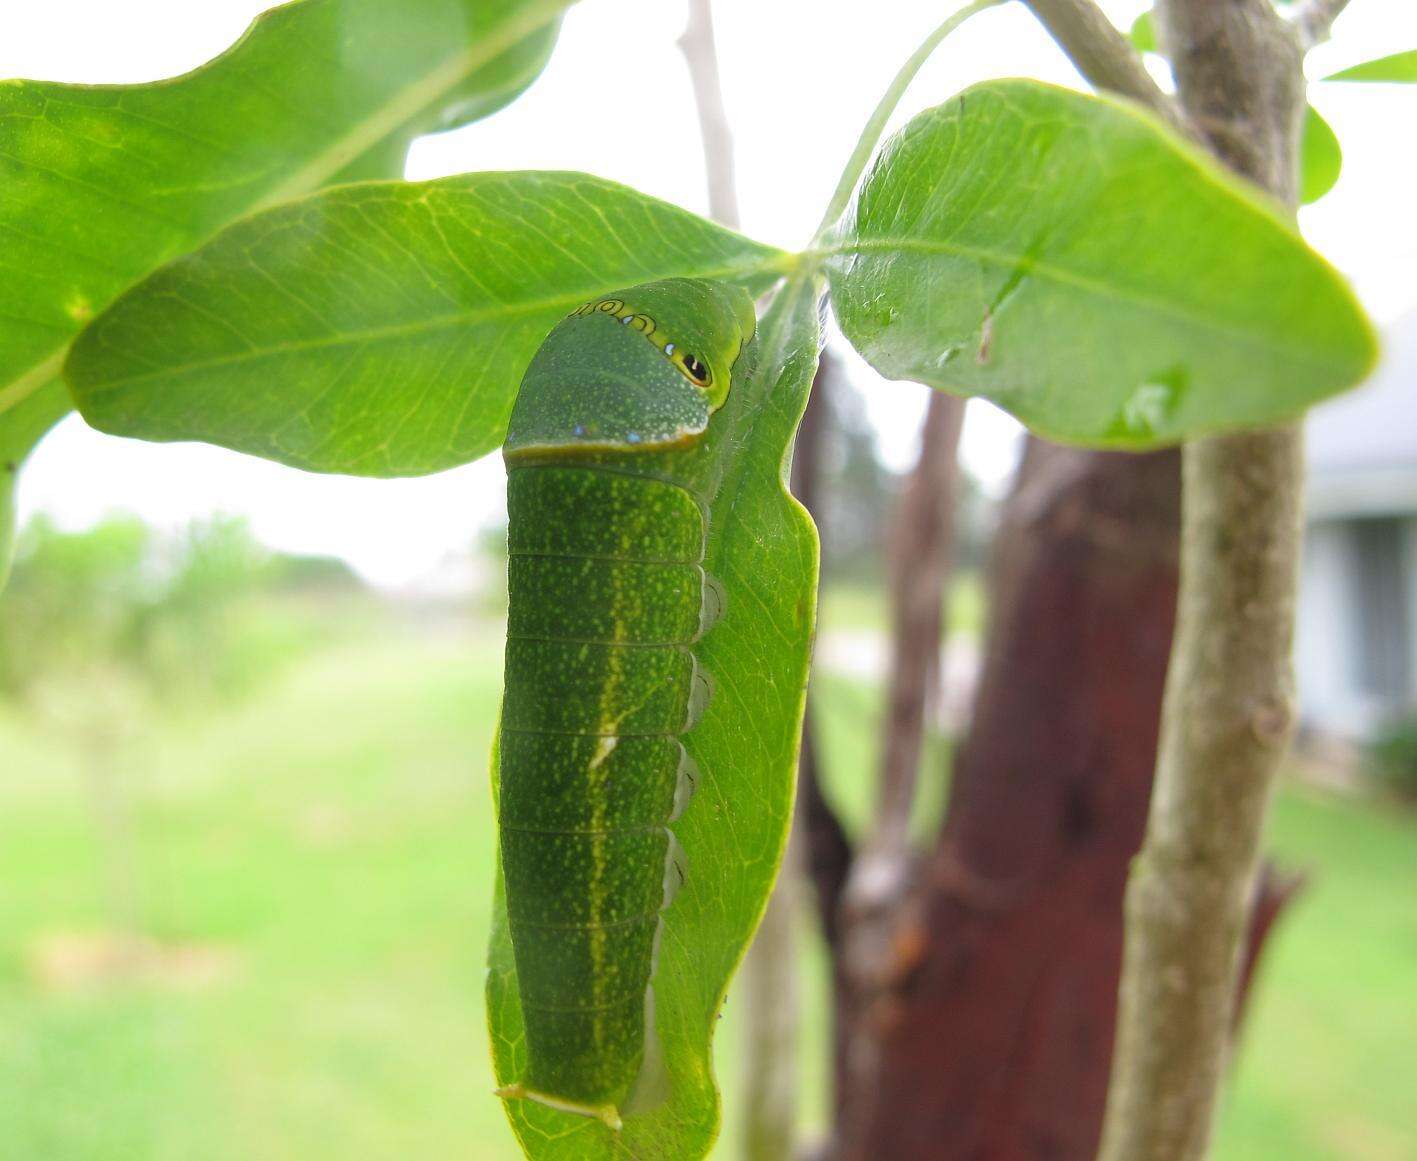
[1,625,1414,1160]
[818,572,986,638]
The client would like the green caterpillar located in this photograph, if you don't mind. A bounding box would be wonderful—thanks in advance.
[494,278,757,1130]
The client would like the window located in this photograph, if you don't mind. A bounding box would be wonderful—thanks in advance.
[1349,517,1413,703]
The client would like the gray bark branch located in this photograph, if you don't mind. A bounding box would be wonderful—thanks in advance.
[1098,3,1308,1160]
[1292,0,1354,50]
[1022,0,1188,132]
[677,0,742,228]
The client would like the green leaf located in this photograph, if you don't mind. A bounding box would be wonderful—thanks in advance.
[1300,104,1342,204]
[1,0,566,570]
[0,380,70,588]
[1130,11,1157,53]
[68,174,791,476]
[488,275,821,1160]
[1325,49,1417,82]
[826,79,1378,447]
[0,476,14,591]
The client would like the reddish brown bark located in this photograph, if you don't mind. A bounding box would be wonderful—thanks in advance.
[810,431,1310,1160]
[829,392,965,1140]
[834,442,1183,1161]
[1233,863,1309,1036]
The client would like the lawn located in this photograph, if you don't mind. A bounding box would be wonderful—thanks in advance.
[817,573,986,639]
[1,626,1413,1159]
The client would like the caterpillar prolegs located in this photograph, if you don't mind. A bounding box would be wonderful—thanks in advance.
[495,279,757,1129]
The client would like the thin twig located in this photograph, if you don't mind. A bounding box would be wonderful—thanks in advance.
[796,704,854,946]
[677,0,741,228]
[814,0,1001,241]
[742,854,801,1161]
[1292,0,1354,50]
[1021,0,1188,132]
[867,391,965,856]
[1231,863,1308,1035]
[1098,3,1309,1160]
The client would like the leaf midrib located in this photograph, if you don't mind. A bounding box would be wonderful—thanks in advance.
[74,257,782,396]
[0,350,65,415]
[1,0,575,425]
[250,0,570,213]
[822,236,1365,374]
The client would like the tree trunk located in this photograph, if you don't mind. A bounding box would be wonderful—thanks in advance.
[813,3,1321,1154]
[833,442,1182,1160]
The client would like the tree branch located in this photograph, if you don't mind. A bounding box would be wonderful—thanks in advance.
[796,705,854,947]
[1292,0,1354,51]
[1157,0,1306,201]
[743,843,802,1161]
[835,391,964,957]
[832,440,1184,1160]
[1231,863,1308,1035]
[677,0,741,228]
[872,391,965,854]
[1021,0,1188,132]
[1098,4,1308,1160]
[831,395,966,1160]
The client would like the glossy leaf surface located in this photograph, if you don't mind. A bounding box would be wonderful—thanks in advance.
[1130,11,1157,53]
[827,80,1377,446]
[1300,104,1342,204]
[1,0,565,563]
[68,174,789,475]
[1326,49,1417,82]
[1125,13,1339,207]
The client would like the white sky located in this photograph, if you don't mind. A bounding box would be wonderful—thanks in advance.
[5,0,1416,586]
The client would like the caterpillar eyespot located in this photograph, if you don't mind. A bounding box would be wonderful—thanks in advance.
[497,278,757,1128]
[679,353,711,387]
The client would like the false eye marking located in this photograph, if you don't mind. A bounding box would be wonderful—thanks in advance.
[568,297,717,390]
[678,354,711,387]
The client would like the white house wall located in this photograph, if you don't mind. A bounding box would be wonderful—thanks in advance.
[1406,517,1417,722]
[1297,519,1363,736]
[1298,309,1417,741]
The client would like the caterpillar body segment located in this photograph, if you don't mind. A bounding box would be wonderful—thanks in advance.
[496,279,757,1126]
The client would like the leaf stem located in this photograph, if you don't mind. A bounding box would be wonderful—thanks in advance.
[811,0,1000,244]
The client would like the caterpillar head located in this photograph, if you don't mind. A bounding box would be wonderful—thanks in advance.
[504,278,757,461]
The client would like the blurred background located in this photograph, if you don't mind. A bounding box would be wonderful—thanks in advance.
[1,2,1414,1158]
